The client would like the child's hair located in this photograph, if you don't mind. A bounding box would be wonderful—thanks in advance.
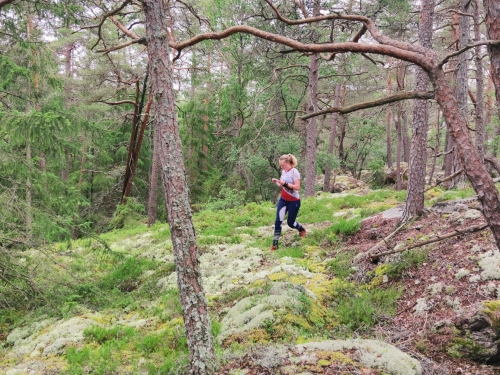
[280,153,298,167]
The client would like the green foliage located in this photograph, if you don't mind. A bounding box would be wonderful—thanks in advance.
[383,248,429,279]
[332,283,401,331]
[84,325,135,344]
[107,198,145,230]
[204,185,246,211]
[327,249,356,280]
[331,218,361,236]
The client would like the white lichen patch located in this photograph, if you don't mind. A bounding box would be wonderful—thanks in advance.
[6,315,101,358]
[157,243,274,295]
[445,296,462,312]
[414,298,431,316]
[477,249,500,280]
[469,274,481,283]
[426,282,443,296]
[455,268,470,280]
[218,282,312,343]
[298,340,422,375]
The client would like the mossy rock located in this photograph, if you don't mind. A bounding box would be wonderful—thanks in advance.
[453,300,500,363]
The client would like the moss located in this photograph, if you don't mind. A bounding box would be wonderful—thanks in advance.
[481,300,500,331]
[446,337,491,360]
[268,272,289,281]
[318,359,331,366]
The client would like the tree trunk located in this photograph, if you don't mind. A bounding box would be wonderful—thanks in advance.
[401,108,410,163]
[400,0,435,223]
[147,121,160,227]
[305,52,319,197]
[323,82,341,192]
[473,0,485,161]
[142,1,216,374]
[431,67,500,250]
[428,109,441,185]
[450,0,471,189]
[483,0,500,125]
[395,103,403,190]
[386,67,393,169]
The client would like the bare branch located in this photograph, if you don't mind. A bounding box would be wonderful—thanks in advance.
[96,37,147,53]
[370,223,488,259]
[424,169,463,192]
[90,0,133,51]
[172,25,432,67]
[110,15,140,39]
[300,91,434,120]
[97,100,137,106]
[440,40,500,67]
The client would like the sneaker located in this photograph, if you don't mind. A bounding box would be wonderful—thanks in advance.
[271,240,278,251]
[299,229,306,238]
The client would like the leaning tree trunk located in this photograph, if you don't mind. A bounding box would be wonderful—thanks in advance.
[142,1,216,374]
[431,68,500,250]
[400,0,435,223]
[323,82,341,192]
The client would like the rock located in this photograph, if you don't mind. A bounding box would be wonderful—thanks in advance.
[331,176,367,193]
[451,300,500,363]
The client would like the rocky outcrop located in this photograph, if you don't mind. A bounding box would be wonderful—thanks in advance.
[451,300,500,363]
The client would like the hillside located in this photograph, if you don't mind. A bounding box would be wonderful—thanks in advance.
[1,185,500,375]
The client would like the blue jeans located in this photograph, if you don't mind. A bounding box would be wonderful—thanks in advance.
[273,197,304,241]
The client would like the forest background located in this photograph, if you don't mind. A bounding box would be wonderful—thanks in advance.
[2,0,500,373]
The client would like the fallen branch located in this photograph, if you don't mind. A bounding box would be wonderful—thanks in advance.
[366,221,408,255]
[370,223,488,259]
[424,169,463,192]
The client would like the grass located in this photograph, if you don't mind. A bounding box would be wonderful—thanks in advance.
[5,186,452,373]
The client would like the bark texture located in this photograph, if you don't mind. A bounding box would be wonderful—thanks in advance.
[305,52,319,197]
[142,1,215,373]
[400,0,435,223]
[323,83,341,192]
[473,0,485,160]
[483,0,500,123]
[147,120,160,227]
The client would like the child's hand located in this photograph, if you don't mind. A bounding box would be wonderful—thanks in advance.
[272,178,277,183]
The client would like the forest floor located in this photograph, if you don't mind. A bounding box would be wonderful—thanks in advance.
[217,195,500,375]
[2,185,500,375]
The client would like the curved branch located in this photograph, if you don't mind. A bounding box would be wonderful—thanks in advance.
[90,0,133,51]
[439,40,500,67]
[172,25,432,68]
[263,0,427,55]
[110,15,140,39]
[300,91,435,120]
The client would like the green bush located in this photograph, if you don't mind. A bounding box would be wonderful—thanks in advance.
[333,283,401,331]
[331,218,361,236]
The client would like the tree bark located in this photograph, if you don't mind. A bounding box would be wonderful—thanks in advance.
[395,103,403,190]
[323,82,341,192]
[400,0,435,223]
[142,1,215,374]
[305,54,320,198]
[147,121,160,227]
[431,67,500,250]
[449,0,471,189]
[483,0,500,126]
[386,67,393,169]
[473,0,485,160]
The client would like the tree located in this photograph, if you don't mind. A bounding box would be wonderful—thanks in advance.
[400,0,435,223]
[141,1,216,373]
[170,1,500,249]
